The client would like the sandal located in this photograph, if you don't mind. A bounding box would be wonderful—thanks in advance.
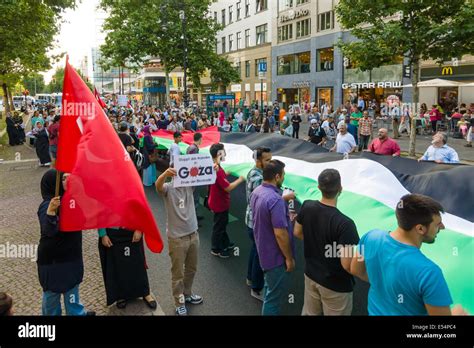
[116,299,127,309]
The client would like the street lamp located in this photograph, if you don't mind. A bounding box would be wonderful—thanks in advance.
[179,10,189,108]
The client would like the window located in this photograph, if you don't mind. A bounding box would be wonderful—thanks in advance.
[229,34,234,51]
[237,1,241,20]
[245,29,250,47]
[214,11,217,23]
[256,0,267,12]
[277,51,311,75]
[245,60,251,78]
[278,23,293,42]
[229,5,233,23]
[317,47,334,71]
[279,0,293,10]
[296,0,308,5]
[318,11,333,31]
[296,18,310,38]
[215,39,218,53]
[256,24,268,45]
[236,31,242,49]
[255,58,267,77]
[221,9,226,26]
[221,36,226,53]
[235,61,241,77]
[245,0,250,17]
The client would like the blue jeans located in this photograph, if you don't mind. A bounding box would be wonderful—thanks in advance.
[262,265,290,316]
[42,284,86,316]
[247,227,264,291]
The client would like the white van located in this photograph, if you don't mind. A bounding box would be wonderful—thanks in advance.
[13,96,35,109]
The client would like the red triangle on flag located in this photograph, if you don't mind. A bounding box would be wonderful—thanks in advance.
[56,59,163,253]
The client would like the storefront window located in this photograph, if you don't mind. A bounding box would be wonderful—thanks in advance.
[317,88,333,108]
[277,51,311,75]
[317,47,334,71]
[297,52,311,73]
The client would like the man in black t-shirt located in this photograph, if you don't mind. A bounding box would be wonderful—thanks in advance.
[291,113,302,139]
[307,119,327,146]
[294,169,359,315]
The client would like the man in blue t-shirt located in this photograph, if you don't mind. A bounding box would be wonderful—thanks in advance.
[350,193,467,316]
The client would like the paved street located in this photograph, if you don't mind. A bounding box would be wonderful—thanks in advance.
[0,148,368,316]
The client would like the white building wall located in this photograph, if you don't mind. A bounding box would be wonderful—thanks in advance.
[210,0,274,55]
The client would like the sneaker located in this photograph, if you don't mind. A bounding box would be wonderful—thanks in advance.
[250,289,264,302]
[465,143,472,147]
[246,278,252,287]
[225,243,236,252]
[185,294,203,305]
[175,306,187,316]
[210,250,230,258]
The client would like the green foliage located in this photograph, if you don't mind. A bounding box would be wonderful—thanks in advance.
[0,0,75,94]
[22,73,46,95]
[47,67,93,93]
[100,0,240,90]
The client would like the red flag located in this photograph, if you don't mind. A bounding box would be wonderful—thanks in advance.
[94,87,107,108]
[56,59,163,253]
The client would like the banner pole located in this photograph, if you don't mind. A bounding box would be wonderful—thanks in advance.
[55,170,61,197]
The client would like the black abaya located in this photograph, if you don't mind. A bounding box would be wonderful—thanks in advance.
[6,116,21,146]
[98,228,150,306]
[35,129,51,164]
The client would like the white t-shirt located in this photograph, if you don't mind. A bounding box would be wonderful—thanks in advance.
[336,132,356,154]
[234,112,244,124]
[169,142,181,167]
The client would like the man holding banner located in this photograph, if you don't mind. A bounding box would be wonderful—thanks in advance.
[156,167,203,316]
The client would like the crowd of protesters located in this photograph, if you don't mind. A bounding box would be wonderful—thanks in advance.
[1,96,471,317]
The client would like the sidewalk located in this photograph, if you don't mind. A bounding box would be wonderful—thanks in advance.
[0,160,165,316]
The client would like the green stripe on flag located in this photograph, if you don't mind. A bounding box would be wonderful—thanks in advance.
[221,162,474,314]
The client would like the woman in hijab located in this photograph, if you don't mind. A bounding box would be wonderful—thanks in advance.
[6,112,21,146]
[33,122,51,167]
[37,169,94,316]
[141,125,157,186]
[13,112,26,144]
[97,227,157,310]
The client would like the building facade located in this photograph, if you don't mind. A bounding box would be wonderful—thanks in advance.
[210,0,274,107]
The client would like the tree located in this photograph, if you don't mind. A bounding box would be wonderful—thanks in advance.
[47,67,93,93]
[100,0,240,105]
[22,73,46,95]
[0,0,76,116]
[336,0,474,156]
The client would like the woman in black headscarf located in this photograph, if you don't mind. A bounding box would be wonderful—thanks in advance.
[13,112,26,144]
[6,112,21,146]
[37,169,93,316]
[33,122,51,166]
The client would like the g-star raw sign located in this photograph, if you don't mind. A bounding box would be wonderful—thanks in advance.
[342,81,402,89]
[173,154,216,188]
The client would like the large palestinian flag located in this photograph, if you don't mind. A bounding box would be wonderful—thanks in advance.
[149,127,474,314]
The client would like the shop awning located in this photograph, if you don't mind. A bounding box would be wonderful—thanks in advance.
[403,78,465,87]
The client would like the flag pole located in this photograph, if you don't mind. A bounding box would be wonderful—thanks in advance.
[55,170,61,197]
